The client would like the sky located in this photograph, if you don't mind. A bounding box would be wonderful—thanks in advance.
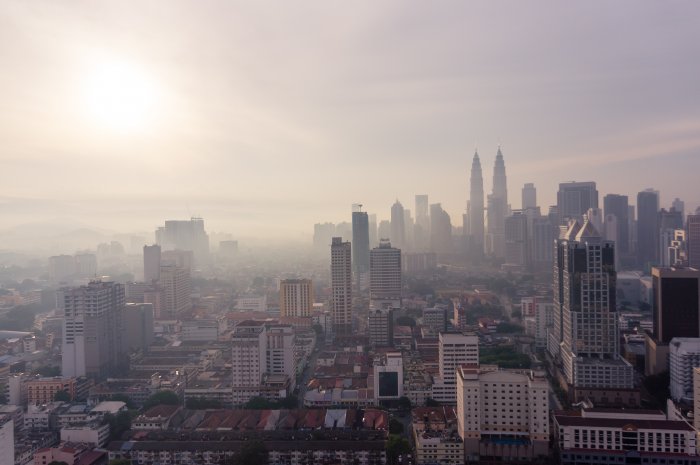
[1,1,699,241]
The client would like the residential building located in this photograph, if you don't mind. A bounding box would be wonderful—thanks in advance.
[0,417,13,465]
[159,264,192,318]
[231,322,266,404]
[123,303,154,352]
[412,407,463,465]
[368,307,393,347]
[279,279,313,318]
[669,338,700,402]
[155,217,210,265]
[331,237,352,335]
[422,306,447,333]
[432,333,479,404]
[369,239,402,309]
[143,244,161,282]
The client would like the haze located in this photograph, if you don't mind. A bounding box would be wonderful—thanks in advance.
[2,1,699,244]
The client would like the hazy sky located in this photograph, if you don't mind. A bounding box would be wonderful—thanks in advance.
[2,1,699,240]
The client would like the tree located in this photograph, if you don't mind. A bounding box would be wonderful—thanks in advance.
[425,398,440,407]
[104,410,133,441]
[396,316,416,328]
[109,460,131,465]
[53,390,71,402]
[397,396,412,411]
[386,435,411,465]
[225,440,267,465]
[110,393,136,410]
[143,390,180,410]
[389,418,404,435]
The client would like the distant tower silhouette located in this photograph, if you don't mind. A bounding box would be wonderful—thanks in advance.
[486,146,508,258]
[390,200,406,250]
[468,151,485,257]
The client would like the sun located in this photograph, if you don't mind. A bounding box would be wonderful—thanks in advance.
[83,60,158,132]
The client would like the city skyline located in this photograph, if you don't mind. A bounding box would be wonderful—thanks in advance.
[1,2,700,240]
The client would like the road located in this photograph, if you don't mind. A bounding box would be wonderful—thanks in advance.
[297,345,321,408]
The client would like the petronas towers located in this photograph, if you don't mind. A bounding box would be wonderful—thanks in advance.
[467,146,509,258]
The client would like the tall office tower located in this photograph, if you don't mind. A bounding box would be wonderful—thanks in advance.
[415,195,430,251]
[531,216,554,270]
[155,217,210,265]
[432,332,479,404]
[159,264,192,318]
[390,200,406,249]
[659,208,684,266]
[522,182,537,210]
[351,205,370,289]
[403,209,414,251]
[603,194,630,257]
[652,267,700,343]
[646,267,700,375]
[368,307,393,347]
[231,321,267,404]
[554,220,634,394]
[468,151,485,257]
[331,237,352,335]
[556,182,598,225]
[628,205,637,254]
[123,303,154,352]
[430,203,453,255]
[504,211,529,269]
[688,209,700,268]
[672,198,685,219]
[585,208,604,235]
[279,279,313,318]
[368,214,378,248]
[486,147,508,257]
[370,239,402,309]
[637,189,660,267]
[143,244,161,282]
[62,281,126,379]
[377,220,391,242]
[313,222,336,249]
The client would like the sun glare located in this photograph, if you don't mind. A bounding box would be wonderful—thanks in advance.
[83,60,158,132]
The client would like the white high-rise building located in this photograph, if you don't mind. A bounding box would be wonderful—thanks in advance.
[265,324,295,386]
[669,338,700,402]
[0,417,14,465]
[143,244,161,282]
[231,321,267,405]
[331,237,352,335]
[279,279,313,318]
[457,365,549,462]
[431,333,479,404]
[370,239,402,309]
[62,281,126,379]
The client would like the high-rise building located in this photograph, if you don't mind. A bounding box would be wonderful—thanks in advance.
[603,194,630,257]
[486,147,508,258]
[551,220,634,395]
[457,365,549,462]
[313,222,336,249]
[430,203,452,255]
[659,209,685,266]
[403,208,414,251]
[74,253,97,278]
[688,209,700,268]
[231,321,267,405]
[504,211,529,269]
[522,182,537,210]
[368,307,393,347]
[377,220,391,243]
[331,237,352,335]
[669,338,700,402]
[265,323,295,387]
[61,281,126,379]
[0,417,13,465]
[557,182,598,225]
[123,303,154,352]
[159,264,192,318]
[637,189,660,267]
[368,213,378,249]
[431,332,479,404]
[49,255,76,283]
[531,216,554,270]
[143,244,161,282]
[672,198,685,219]
[415,195,430,252]
[390,200,406,249]
[279,279,313,318]
[352,206,370,289]
[651,267,700,344]
[155,217,210,265]
[468,152,485,257]
[369,239,402,309]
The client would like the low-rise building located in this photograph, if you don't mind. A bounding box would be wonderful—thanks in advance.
[412,406,463,465]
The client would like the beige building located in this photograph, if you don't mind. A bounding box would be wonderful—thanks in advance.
[159,264,192,318]
[279,279,313,318]
[457,365,549,463]
[26,377,77,405]
[412,406,463,465]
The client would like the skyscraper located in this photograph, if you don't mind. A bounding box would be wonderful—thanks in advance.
[552,220,634,395]
[522,182,537,210]
[370,239,402,309]
[279,279,313,318]
[415,195,430,251]
[468,151,485,257]
[390,200,406,249]
[688,209,700,268]
[603,194,629,257]
[637,189,660,267]
[331,237,352,335]
[486,147,508,258]
[143,244,161,282]
[351,205,370,289]
[430,203,452,255]
[155,217,210,265]
[159,264,192,318]
[672,198,685,219]
[62,281,126,379]
[504,211,529,269]
[368,213,378,248]
[556,182,598,225]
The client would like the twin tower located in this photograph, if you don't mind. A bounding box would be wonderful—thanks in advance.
[467,147,508,258]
